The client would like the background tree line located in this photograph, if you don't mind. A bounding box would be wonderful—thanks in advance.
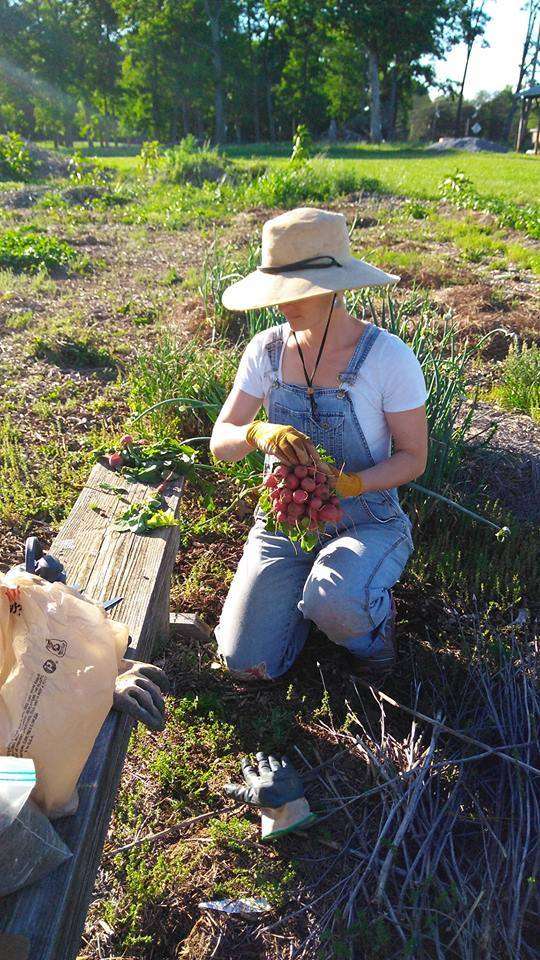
[0,0,526,146]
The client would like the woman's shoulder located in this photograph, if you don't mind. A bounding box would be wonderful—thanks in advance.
[370,326,421,366]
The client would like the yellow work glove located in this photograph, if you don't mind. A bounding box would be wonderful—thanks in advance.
[329,467,364,498]
[245,421,317,465]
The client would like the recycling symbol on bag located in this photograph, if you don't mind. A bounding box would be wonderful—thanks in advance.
[42,659,57,674]
[46,638,67,658]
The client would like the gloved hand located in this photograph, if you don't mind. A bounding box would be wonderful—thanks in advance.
[224,753,317,841]
[329,466,364,498]
[113,659,169,731]
[245,422,318,466]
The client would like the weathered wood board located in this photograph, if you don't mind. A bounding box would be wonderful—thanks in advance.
[0,461,184,959]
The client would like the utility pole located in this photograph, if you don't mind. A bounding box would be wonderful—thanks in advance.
[506,0,540,145]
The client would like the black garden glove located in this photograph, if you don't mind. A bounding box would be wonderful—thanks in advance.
[224,753,317,840]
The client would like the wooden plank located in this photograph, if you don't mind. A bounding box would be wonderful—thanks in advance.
[0,461,184,958]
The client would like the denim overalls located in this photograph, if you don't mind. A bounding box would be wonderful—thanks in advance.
[215,322,414,680]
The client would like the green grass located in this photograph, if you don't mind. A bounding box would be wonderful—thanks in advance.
[224,142,540,205]
[0,418,90,531]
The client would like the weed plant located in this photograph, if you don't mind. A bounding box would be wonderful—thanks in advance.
[0,227,82,274]
[488,343,540,421]
[164,135,228,186]
[0,132,34,181]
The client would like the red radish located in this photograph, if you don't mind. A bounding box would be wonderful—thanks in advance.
[314,471,327,484]
[288,503,304,518]
[301,476,316,492]
[308,519,319,531]
[294,464,308,478]
[310,496,323,510]
[265,473,279,488]
[275,464,289,478]
[285,474,300,490]
[293,489,308,503]
[314,484,330,500]
[280,489,293,504]
[108,452,123,469]
[306,465,317,476]
[319,504,340,523]
[120,434,133,446]
[276,510,288,523]
[270,488,281,500]
[330,495,340,506]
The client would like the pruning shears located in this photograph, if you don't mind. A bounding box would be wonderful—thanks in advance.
[21,536,123,611]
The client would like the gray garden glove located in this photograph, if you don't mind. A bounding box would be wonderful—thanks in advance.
[113,659,169,731]
[224,753,317,841]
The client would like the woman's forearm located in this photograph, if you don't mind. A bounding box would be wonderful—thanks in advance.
[358,450,426,493]
[210,422,254,462]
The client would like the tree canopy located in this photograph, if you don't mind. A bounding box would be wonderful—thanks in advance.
[0,0,503,145]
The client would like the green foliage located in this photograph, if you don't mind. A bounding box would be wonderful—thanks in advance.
[290,124,313,163]
[138,140,162,177]
[440,170,540,240]
[199,236,280,340]
[489,343,540,421]
[29,329,113,367]
[245,159,380,208]
[164,136,228,186]
[68,150,111,186]
[352,291,493,496]
[0,228,79,274]
[115,498,177,533]
[127,336,239,437]
[0,418,89,531]
[0,132,33,181]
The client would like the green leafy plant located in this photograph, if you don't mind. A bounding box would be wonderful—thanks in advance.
[115,498,177,533]
[138,139,162,177]
[0,131,34,181]
[290,123,313,163]
[0,228,80,274]
[440,169,540,240]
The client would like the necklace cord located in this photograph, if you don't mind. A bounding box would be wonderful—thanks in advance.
[292,292,337,420]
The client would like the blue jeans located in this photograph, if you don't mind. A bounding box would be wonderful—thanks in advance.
[215,506,413,680]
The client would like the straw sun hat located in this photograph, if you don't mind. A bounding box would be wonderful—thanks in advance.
[222,207,399,311]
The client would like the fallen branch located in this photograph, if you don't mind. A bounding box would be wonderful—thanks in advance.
[353,680,540,776]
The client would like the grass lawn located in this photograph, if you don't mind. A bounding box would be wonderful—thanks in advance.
[0,144,538,959]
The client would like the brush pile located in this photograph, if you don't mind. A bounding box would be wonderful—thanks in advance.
[255,637,539,959]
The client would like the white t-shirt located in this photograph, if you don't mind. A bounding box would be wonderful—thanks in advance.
[233,323,427,464]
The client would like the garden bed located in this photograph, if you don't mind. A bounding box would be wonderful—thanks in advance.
[0,151,538,959]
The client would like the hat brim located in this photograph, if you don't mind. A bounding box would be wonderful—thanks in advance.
[222,256,399,311]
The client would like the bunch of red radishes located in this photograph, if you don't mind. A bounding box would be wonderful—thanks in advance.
[264,462,343,532]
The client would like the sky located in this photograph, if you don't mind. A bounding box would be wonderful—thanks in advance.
[429,0,533,99]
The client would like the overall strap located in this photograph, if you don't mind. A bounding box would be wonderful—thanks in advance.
[338,322,381,386]
[265,323,285,373]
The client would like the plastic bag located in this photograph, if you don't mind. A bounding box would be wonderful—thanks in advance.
[0,756,71,895]
[0,571,129,818]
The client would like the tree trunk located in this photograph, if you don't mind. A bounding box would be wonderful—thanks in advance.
[387,64,399,141]
[263,42,275,141]
[181,99,190,137]
[455,43,472,136]
[246,0,260,141]
[204,0,225,144]
[368,49,382,143]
